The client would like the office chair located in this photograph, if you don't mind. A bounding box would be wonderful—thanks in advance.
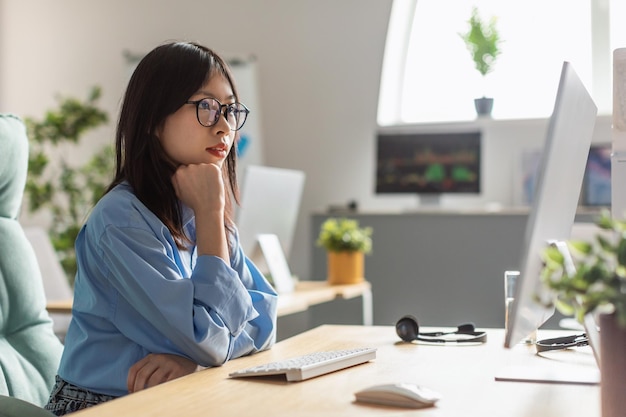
[0,114,63,415]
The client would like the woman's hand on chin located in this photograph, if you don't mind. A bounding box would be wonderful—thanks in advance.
[172,163,225,215]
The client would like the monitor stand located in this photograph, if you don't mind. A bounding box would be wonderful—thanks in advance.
[496,240,601,385]
[495,350,599,385]
[418,194,441,208]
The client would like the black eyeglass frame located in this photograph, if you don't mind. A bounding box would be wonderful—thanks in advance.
[185,98,250,131]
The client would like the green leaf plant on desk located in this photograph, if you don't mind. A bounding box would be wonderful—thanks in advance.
[316,218,372,286]
[540,210,626,417]
[459,6,502,117]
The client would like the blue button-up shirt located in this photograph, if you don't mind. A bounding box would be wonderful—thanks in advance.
[58,182,278,396]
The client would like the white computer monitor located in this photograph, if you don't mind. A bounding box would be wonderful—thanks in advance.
[504,62,598,348]
[236,164,305,263]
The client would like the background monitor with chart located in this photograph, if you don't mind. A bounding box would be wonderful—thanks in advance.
[374,130,481,206]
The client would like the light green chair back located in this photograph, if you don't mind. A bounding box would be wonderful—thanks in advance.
[0,113,63,410]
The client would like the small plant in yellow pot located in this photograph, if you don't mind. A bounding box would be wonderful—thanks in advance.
[317,218,372,285]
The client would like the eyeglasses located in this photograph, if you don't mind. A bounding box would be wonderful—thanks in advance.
[185,97,250,131]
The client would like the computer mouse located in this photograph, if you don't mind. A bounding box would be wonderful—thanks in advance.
[354,383,442,409]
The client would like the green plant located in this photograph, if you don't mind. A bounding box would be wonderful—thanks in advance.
[541,210,626,327]
[24,86,113,284]
[316,218,373,254]
[459,7,502,77]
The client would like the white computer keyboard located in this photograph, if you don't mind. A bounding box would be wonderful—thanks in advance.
[229,347,377,382]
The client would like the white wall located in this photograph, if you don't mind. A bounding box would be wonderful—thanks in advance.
[0,0,611,280]
[0,0,393,279]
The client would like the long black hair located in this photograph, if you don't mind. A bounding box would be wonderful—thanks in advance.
[107,41,240,247]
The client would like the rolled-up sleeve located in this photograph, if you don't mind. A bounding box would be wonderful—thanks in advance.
[96,223,277,367]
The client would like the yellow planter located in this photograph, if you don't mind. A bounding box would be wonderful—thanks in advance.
[327,251,364,285]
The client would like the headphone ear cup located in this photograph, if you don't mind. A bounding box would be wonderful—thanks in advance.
[396,315,419,342]
[457,323,476,333]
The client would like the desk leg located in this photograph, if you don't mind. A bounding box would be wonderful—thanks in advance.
[362,288,373,326]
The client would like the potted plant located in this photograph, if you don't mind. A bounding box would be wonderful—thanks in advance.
[317,218,372,285]
[459,7,502,117]
[541,210,626,417]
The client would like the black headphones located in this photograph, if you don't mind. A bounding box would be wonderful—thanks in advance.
[395,315,487,344]
[535,333,588,353]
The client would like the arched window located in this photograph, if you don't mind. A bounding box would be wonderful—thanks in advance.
[378,0,622,125]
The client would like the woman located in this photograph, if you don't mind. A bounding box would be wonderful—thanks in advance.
[45,41,277,415]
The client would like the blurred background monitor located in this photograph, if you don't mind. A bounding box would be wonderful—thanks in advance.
[521,144,611,208]
[375,131,481,202]
[236,165,305,264]
[582,144,611,207]
[504,62,598,348]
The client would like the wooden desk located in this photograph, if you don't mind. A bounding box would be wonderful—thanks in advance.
[45,300,73,314]
[46,281,373,324]
[73,325,600,417]
[277,281,372,324]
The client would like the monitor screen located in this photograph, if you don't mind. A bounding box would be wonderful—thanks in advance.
[375,131,481,195]
[520,144,611,207]
[582,144,611,207]
[236,165,305,263]
[504,62,598,348]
